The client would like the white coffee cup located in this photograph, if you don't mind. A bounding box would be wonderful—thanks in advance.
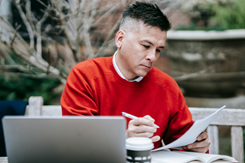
[126,137,154,163]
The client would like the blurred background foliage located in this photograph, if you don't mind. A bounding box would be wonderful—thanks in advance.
[0,44,61,104]
[211,0,245,29]
[1,0,245,104]
[176,0,245,30]
[0,76,61,104]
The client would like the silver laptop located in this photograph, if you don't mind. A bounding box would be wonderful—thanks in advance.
[2,116,126,163]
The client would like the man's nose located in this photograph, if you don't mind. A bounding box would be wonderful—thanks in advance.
[146,49,156,62]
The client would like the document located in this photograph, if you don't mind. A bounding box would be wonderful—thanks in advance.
[151,150,237,163]
[153,105,226,152]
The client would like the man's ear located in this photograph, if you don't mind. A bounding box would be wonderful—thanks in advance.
[115,30,125,49]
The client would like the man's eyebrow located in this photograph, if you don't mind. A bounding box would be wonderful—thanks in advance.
[142,40,153,45]
[141,39,165,48]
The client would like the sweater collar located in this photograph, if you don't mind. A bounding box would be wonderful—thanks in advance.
[112,51,143,82]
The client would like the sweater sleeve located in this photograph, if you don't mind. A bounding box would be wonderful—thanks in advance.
[163,90,194,145]
[60,64,99,116]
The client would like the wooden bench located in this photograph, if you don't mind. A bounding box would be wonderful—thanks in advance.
[27,96,245,163]
[26,96,62,116]
[191,107,245,163]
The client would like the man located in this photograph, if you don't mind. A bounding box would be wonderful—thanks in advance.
[61,1,210,153]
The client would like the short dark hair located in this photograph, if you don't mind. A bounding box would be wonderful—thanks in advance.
[120,1,171,31]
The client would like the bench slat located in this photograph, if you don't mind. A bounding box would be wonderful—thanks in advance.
[42,106,62,116]
[27,97,43,116]
[190,108,245,126]
[207,125,219,154]
[231,126,244,163]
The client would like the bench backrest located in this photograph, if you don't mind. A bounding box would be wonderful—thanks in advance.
[26,96,62,116]
[27,96,245,163]
[191,107,245,163]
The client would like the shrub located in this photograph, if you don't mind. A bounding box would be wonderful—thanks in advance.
[176,0,245,30]
[211,0,245,29]
[0,76,61,105]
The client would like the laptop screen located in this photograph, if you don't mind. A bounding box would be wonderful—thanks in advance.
[3,116,126,163]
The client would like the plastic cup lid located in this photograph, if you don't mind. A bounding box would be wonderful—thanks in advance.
[125,137,154,151]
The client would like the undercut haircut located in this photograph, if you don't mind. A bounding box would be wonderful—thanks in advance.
[120,1,171,31]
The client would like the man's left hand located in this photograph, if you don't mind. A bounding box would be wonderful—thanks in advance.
[182,131,210,153]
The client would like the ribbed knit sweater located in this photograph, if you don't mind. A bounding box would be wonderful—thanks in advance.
[61,56,194,149]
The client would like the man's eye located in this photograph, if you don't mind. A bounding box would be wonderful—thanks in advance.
[156,49,161,53]
[143,45,150,49]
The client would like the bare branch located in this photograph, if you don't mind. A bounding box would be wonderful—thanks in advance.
[15,0,35,49]
[0,72,66,84]
[78,0,87,13]
[10,24,21,47]
[0,65,31,73]
[83,32,94,59]
[89,0,99,25]
[1,0,173,84]
[68,0,87,30]
[0,16,64,78]
[94,16,122,59]
[36,6,50,56]
[0,41,16,65]
[0,56,4,65]
[91,2,121,28]
[50,0,78,62]
[25,0,36,31]
[81,0,100,59]
[36,0,48,8]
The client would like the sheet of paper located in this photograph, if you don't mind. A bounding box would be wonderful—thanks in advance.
[153,105,226,152]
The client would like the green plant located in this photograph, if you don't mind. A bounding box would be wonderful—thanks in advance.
[0,76,61,104]
[211,0,245,29]
[176,0,245,30]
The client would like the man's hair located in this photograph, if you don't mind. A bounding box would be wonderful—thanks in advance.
[120,1,171,31]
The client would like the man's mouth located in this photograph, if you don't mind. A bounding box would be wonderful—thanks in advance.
[141,64,151,69]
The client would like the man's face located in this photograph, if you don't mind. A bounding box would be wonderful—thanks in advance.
[115,21,167,80]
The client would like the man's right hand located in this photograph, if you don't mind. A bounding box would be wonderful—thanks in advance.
[126,115,160,142]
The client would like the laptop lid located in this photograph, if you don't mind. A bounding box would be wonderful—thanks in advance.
[2,116,126,163]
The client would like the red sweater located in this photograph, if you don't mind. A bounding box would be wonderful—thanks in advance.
[61,56,194,149]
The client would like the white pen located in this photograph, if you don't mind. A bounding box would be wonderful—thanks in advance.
[121,112,160,128]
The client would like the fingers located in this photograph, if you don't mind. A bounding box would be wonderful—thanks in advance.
[197,131,208,141]
[128,124,156,134]
[127,118,155,137]
[151,135,161,142]
[143,115,155,122]
[129,116,155,127]
[183,132,210,153]
[126,115,159,141]
[127,121,156,138]
[183,140,210,153]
